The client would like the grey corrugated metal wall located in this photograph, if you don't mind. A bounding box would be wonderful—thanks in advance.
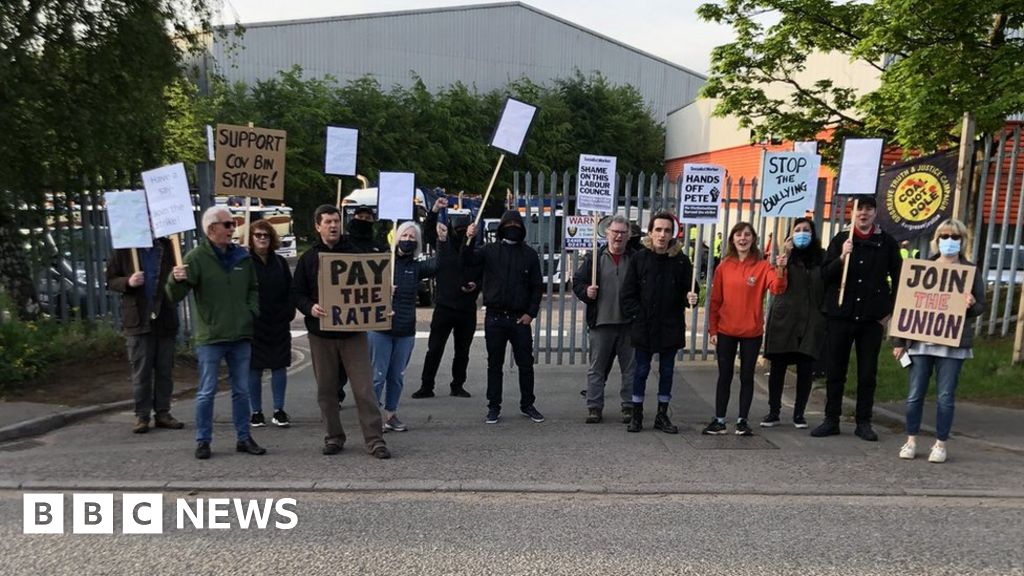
[207,2,704,121]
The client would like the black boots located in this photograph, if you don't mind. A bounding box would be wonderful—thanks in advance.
[626,403,643,432]
[653,403,679,434]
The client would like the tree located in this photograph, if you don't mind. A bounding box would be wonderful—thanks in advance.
[697,0,1024,162]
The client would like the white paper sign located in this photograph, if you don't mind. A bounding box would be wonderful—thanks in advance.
[576,154,617,214]
[490,98,537,156]
[679,164,725,224]
[142,163,195,238]
[837,138,884,196]
[325,126,359,176]
[377,172,415,221]
[104,190,153,249]
[205,125,215,162]
[760,152,821,217]
[794,140,818,155]
[564,215,596,251]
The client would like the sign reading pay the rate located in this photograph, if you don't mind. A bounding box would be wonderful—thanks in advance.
[318,253,392,332]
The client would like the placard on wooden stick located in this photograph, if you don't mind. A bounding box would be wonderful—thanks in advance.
[679,164,724,225]
[104,190,153,249]
[142,163,195,239]
[377,172,415,222]
[318,253,393,332]
[889,259,975,347]
[325,126,358,176]
[490,98,538,156]
[214,123,287,200]
[760,152,821,217]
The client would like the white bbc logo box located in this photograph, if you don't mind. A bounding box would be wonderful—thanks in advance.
[23,493,163,534]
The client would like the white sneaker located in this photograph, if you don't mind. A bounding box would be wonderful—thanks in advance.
[899,441,917,460]
[928,443,947,463]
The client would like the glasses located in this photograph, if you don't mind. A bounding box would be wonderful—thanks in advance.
[217,221,237,229]
[607,229,628,236]
[938,234,962,241]
[252,232,270,239]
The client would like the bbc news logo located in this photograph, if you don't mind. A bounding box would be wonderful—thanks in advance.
[23,493,298,534]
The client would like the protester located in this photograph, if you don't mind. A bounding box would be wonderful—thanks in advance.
[761,218,825,429]
[292,205,390,458]
[167,206,265,459]
[620,211,699,434]
[572,214,637,424]
[702,221,788,436]
[812,196,902,440]
[412,198,482,399]
[894,219,984,463]
[464,211,545,425]
[369,222,437,432]
[247,220,295,428]
[106,237,184,434]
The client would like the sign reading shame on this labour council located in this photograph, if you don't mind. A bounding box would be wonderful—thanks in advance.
[889,258,976,347]
[679,163,725,224]
[104,190,153,249]
[564,215,596,251]
[215,123,288,200]
[576,154,616,214]
[759,152,821,217]
[318,253,393,332]
[141,163,195,238]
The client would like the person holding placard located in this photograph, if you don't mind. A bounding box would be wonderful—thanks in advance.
[572,214,637,424]
[893,219,984,463]
[247,220,295,429]
[106,238,184,434]
[167,206,265,459]
[292,205,390,459]
[620,212,699,434]
[464,211,545,425]
[702,222,788,436]
[811,197,902,441]
[369,222,438,432]
[761,218,826,429]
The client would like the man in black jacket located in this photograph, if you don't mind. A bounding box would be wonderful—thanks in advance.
[571,214,636,424]
[411,197,482,399]
[811,196,902,441]
[464,210,544,425]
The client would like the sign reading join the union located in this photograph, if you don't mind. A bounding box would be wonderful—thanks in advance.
[889,259,976,347]
[318,253,392,332]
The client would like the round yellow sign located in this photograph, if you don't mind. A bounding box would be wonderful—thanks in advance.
[892,170,944,223]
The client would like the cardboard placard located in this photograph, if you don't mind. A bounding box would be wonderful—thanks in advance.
[142,163,195,238]
[679,163,725,224]
[889,259,976,347]
[318,253,393,332]
[564,215,596,251]
[214,123,287,200]
[576,154,616,214]
[490,98,537,156]
[104,190,153,249]
[377,172,415,222]
[837,138,884,196]
[325,126,358,176]
[760,152,821,217]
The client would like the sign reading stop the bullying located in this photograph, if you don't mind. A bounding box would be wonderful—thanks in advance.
[760,152,821,217]
[318,253,393,332]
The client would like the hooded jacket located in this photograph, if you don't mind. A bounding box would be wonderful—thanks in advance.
[424,210,482,313]
[620,237,696,351]
[461,210,542,318]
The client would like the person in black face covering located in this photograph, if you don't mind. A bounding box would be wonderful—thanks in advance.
[463,210,544,425]
[411,197,483,399]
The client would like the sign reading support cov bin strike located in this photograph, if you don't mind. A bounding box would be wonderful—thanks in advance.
[889,259,976,347]
[576,154,616,214]
[215,123,287,200]
[318,253,392,332]
[679,164,724,224]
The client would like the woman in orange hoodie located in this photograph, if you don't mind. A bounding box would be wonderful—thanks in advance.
[702,222,788,436]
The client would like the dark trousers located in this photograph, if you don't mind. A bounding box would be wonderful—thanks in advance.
[484,312,535,412]
[631,348,676,403]
[715,334,762,420]
[420,306,477,391]
[825,318,883,422]
[126,334,176,420]
[767,353,814,419]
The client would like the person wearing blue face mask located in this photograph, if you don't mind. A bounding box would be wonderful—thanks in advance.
[368,221,438,433]
[761,218,827,428]
[892,219,984,464]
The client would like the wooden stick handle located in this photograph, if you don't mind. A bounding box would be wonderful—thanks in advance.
[591,215,599,286]
[468,153,506,245]
[335,179,342,208]
[131,248,140,274]
[171,234,183,267]
[838,199,859,307]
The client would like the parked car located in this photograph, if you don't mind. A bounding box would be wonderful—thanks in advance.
[985,243,1024,286]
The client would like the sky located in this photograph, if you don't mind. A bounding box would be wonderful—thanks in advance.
[216,0,736,74]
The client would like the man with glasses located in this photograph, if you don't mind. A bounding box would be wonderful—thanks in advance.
[167,205,265,459]
[571,214,637,424]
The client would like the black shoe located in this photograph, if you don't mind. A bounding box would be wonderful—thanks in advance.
[195,441,211,460]
[250,412,266,427]
[322,441,343,455]
[759,413,780,428]
[450,386,472,398]
[653,403,678,434]
[811,419,841,437]
[411,388,435,399]
[236,437,267,455]
[701,419,727,435]
[372,445,392,459]
[854,422,878,442]
[271,410,290,427]
[485,409,500,424]
[735,419,753,436]
[621,405,633,424]
[626,405,643,433]
[521,406,545,423]
[793,415,808,429]
[585,408,602,424]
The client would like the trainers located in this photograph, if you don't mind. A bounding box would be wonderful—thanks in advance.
[411,388,435,399]
[928,443,947,463]
[735,419,753,436]
[793,415,808,429]
[759,413,780,428]
[384,415,408,432]
[154,412,184,429]
[621,405,633,424]
[450,386,472,398]
[854,422,878,442]
[194,441,211,460]
[702,419,727,435]
[132,417,149,434]
[899,440,917,460]
[271,410,290,427]
[585,408,602,424]
[810,419,840,437]
[322,441,343,455]
[521,406,545,423]
[250,412,266,427]
[372,445,392,459]
[485,409,500,424]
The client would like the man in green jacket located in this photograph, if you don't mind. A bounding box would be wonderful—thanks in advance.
[167,205,265,460]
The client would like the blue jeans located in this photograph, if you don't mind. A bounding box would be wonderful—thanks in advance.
[368,332,416,413]
[632,348,677,403]
[195,341,252,444]
[905,354,964,441]
[249,367,287,413]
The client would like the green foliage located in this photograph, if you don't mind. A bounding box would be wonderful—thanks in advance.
[697,0,1024,163]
